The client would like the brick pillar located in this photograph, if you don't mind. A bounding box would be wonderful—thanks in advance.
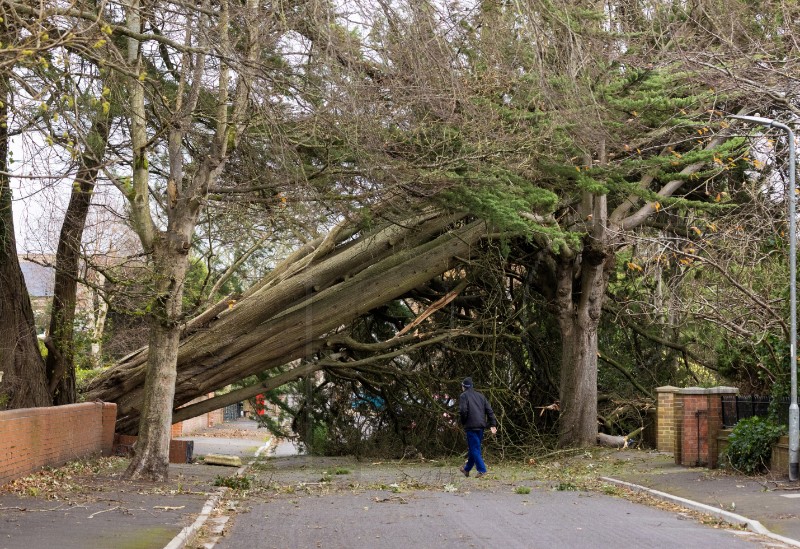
[677,387,738,468]
[656,386,680,453]
[706,387,738,468]
[680,390,708,466]
[674,391,684,464]
[100,403,117,456]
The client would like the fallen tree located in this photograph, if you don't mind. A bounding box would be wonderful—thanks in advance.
[85,208,489,433]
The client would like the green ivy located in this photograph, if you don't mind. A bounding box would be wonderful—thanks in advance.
[723,416,786,474]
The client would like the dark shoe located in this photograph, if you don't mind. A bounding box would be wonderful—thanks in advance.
[475,471,487,478]
[459,465,469,477]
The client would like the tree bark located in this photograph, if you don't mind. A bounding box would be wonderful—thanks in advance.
[0,47,50,409]
[554,192,612,448]
[123,240,188,480]
[556,286,601,447]
[45,114,110,404]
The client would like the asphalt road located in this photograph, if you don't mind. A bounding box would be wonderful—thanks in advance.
[211,457,779,549]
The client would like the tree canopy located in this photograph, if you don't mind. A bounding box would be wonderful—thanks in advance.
[2,0,799,472]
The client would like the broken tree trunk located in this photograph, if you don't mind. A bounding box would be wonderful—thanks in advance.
[596,427,644,448]
[85,210,488,433]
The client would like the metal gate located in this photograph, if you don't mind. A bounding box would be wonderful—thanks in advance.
[223,402,243,421]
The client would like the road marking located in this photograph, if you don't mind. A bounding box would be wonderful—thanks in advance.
[779,493,800,499]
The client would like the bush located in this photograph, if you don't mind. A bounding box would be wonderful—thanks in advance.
[213,475,252,490]
[723,416,786,474]
[76,367,107,394]
[310,424,329,456]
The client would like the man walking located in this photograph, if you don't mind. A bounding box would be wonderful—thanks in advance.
[458,377,497,478]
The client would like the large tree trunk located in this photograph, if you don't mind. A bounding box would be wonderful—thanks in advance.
[118,0,259,480]
[556,276,601,448]
[555,193,612,448]
[0,56,50,409]
[86,212,486,433]
[45,114,110,404]
[124,241,188,481]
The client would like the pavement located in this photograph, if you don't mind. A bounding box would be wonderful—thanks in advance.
[601,450,800,547]
[0,418,271,549]
[1,421,799,549]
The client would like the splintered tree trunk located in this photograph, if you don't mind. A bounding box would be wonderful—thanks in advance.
[0,62,50,409]
[86,212,486,433]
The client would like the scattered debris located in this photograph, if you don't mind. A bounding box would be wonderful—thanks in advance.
[88,506,120,518]
[373,495,408,504]
[203,454,243,467]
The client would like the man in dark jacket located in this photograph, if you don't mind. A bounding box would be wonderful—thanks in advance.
[458,377,497,478]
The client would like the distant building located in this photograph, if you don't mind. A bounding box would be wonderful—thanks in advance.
[20,258,55,298]
[19,257,55,334]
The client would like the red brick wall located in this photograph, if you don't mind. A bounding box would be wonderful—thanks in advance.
[657,386,738,468]
[209,408,223,426]
[171,407,231,438]
[706,394,724,469]
[674,393,684,464]
[171,393,222,436]
[681,394,710,467]
[113,434,193,464]
[0,402,117,486]
[175,413,206,436]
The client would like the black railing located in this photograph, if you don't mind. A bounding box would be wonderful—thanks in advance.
[721,395,790,428]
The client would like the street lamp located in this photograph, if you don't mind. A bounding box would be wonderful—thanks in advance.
[730,114,798,482]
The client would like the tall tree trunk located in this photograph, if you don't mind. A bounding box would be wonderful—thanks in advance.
[0,42,50,409]
[89,271,109,364]
[45,114,110,404]
[555,263,600,447]
[124,241,188,480]
[555,192,611,448]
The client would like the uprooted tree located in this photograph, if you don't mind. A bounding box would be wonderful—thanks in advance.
[86,208,490,432]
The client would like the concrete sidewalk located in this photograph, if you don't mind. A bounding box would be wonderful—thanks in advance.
[0,419,270,549]
[602,450,800,547]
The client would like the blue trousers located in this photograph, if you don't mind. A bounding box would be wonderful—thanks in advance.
[464,429,486,474]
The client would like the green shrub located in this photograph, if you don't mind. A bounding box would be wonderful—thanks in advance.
[724,416,786,474]
[213,475,252,490]
[310,424,329,456]
[76,367,107,394]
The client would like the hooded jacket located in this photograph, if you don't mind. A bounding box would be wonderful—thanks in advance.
[459,387,497,431]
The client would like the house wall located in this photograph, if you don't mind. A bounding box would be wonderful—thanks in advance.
[170,394,224,437]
